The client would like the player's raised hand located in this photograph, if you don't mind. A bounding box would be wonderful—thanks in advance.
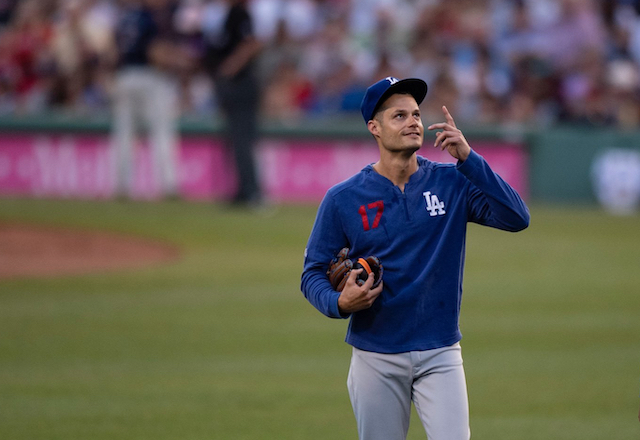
[337,269,383,314]
[427,106,471,162]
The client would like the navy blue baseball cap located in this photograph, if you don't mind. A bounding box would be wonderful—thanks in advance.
[360,77,428,123]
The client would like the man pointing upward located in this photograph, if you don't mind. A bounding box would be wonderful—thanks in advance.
[301,76,529,440]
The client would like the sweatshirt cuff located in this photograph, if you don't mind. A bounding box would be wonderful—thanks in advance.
[455,149,481,175]
[329,291,351,319]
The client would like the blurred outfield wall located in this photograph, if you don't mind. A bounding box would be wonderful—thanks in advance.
[0,115,638,205]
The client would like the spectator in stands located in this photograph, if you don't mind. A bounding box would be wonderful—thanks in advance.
[0,0,18,28]
[1,0,640,130]
[2,0,56,114]
[49,0,116,112]
[261,55,314,122]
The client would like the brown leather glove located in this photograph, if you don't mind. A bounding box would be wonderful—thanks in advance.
[327,248,383,292]
[327,248,353,292]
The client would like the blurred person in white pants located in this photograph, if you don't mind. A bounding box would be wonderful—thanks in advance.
[111,0,192,199]
[112,65,179,199]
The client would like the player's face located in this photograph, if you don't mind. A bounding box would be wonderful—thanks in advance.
[371,94,424,154]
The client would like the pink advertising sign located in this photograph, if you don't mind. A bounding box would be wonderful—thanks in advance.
[259,139,528,202]
[0,134,225,200]
[0,134,527,202]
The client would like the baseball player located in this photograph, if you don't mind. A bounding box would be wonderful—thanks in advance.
[111,0,191,200]
[300,77,530,440]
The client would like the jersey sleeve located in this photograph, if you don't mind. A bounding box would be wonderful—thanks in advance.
[300,192,350,319]
[456,149,530,231]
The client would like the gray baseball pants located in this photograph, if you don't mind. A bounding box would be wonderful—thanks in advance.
[347,343,470,440]
[112,67,179,198]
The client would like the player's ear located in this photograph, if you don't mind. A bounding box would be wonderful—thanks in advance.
[367,119,380,137]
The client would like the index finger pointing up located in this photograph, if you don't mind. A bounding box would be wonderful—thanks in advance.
[442,105,456,128]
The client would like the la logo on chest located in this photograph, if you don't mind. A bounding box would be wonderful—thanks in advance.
[423,191,446,216]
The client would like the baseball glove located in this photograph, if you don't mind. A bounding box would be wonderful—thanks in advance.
[327,247,383,292]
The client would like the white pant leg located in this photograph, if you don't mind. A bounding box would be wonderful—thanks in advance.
[347,348,413,440]
[111,70,139,195]
[411,343,470,440]
[143,71,179,197]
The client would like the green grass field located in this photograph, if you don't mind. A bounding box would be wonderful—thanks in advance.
[1,198,639,440]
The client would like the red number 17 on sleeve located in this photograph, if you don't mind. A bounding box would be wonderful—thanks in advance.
[358,200,384,231]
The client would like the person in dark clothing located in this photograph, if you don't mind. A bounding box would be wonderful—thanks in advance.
[201,0,263,207]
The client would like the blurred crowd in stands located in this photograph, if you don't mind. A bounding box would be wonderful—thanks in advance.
[2,0,640,128]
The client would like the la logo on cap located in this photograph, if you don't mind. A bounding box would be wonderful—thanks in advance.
[386,77,399,85]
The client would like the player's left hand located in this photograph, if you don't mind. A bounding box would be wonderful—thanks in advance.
[327,248,383,292]
[427,106,471,162]
[337,269,384,314]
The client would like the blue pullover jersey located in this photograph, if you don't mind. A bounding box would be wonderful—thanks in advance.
[301,150,530,354]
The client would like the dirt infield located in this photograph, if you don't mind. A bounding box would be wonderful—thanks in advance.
[0,223,180,279]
